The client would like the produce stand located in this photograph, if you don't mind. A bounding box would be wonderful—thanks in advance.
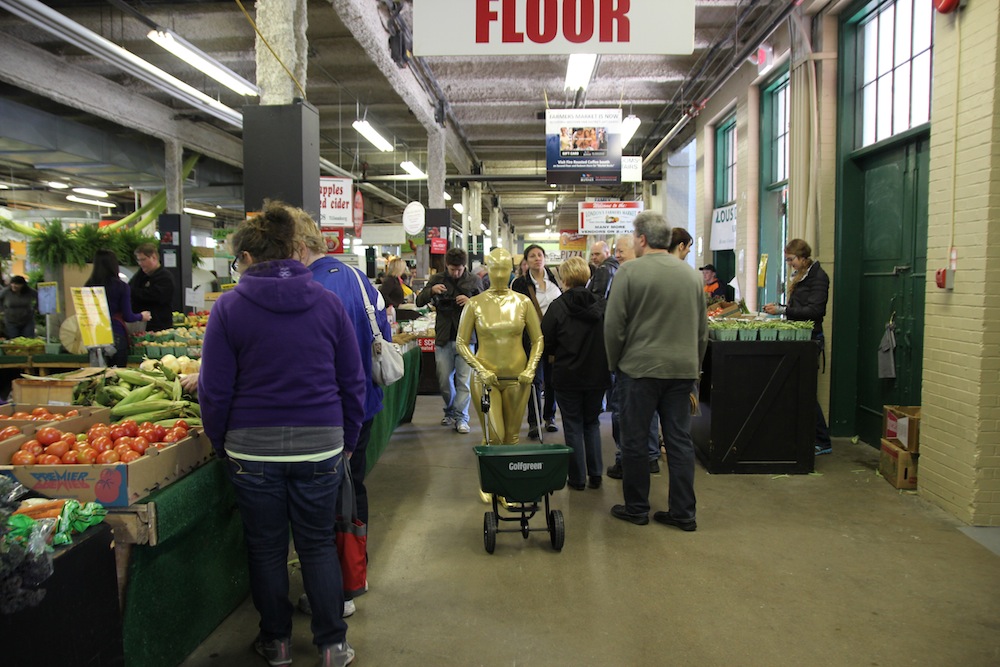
[0,354,30,370]
[692,339,818,474]
[366,343,421,474]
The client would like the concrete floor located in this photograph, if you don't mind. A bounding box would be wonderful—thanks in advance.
[182,395,1000,667]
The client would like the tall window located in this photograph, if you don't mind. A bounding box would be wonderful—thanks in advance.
[760,73,790,306]
[856,0,933,147]
[771,80,790,184]
[715,117,737,206]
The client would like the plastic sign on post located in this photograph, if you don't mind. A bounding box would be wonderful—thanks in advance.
[37,282,59,315]
[412,0,695,56]
[71,287,113,347]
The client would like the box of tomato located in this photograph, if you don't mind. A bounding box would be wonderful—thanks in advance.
[0,413,212,507]
[0,404,110,429]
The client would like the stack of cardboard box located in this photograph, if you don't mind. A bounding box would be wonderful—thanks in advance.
[879,405,921,490]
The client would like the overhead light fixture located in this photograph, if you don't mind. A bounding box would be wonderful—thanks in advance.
[147,29,260,97]
[400,161,427,178]
[621,114,642,146]
[72,187,109,198]
[352,119,393,152]
[183,207,217,218]
[565,53,598,91]
[453,203,464,214]
[0,183,10,190]
[550,184,558,189]
[47,181,70,189]
[442,192,452,201]
[66,195,115,208]
[545,217,551,226]
[546,201,554,213]
[0,0,243,127]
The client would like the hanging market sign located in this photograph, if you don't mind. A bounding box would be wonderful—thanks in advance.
[578,200,643,234]
[546,108,622,186]
[709,203,737,251]
[319,177,353,228]
[412,0,695,56]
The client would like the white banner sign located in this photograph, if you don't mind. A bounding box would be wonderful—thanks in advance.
[578,200,644,234]
[621,156,642,182]
[709,204,737,251]
[413,0,695,56]
[546,108,622,186]
[319,177,353,228]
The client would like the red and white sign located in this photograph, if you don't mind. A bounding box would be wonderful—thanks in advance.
[578,200,643,234]
[323,228,344,255]
[319,177,352,228]
[413,0,694,56]
[353,189,364,237]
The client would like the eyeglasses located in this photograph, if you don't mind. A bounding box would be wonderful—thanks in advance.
[784,256,796,263]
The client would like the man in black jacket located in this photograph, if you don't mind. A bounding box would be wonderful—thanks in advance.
[588,241,618,300]
[130,243,175,332]
[415,248,481,434]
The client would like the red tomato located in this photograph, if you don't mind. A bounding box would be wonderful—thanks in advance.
[139,421,155,431]
[119,450,141,463]
[37,454,62,465]
[60,432,77,446]
[130,436,150,454]
[120,420,139,437]
[11,450,35,465]
[114,444,133,459]
[61,450,79,464]
[31,407,50,417]
[151,425,168,442]
[35,427,62,446]
[88,423,110,437]
[51,414,66,421]
[10,411,31,419]
[168,427,189,441]
[91,436,114,453]
[162,433,180,443]
[44,441,70,458]
[65,409,80,417]
[137,427,156,441]
[96,450,120,464]
[116,436,133,449]
[173,419,189,430]
[20,440,42,456]
[0,425,22,441]
[76,448,98,465]
[109,425,128,441]
[0,414,9,420]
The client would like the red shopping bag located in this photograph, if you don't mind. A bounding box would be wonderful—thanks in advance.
[336,466,367,598]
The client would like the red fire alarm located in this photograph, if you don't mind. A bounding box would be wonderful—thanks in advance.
[933,0,962,14]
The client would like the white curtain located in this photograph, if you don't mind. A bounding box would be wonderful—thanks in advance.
[788,11,820,254]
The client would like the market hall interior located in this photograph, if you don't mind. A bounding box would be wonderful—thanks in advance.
[181,394,1000,667]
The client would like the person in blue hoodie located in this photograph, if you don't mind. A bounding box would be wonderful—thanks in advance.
[199,201,364,667]
[293,212,392,619]
[540,256,611,491]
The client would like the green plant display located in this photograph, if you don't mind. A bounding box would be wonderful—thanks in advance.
[27,220,88,267]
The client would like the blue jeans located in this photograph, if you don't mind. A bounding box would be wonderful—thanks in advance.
[610,375,660,462]
[556,388,604,484]
[4,321,34,339]
[618,374,696,519]
[435,340,472,423]
[226,454,347,648]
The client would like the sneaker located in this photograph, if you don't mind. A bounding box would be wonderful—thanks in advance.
[456,421,471,434]
[441,416,456,427]
[606,462,623,479]
[649,459,660,474]
[610,504,649,525]
[319,641,355,667]
[567,480,586,490]
[253,636,292,666]
[588,475,602,489]
[653,511,697,532]
[815,444,833,456]
[545,419,559,433]
[298,594,356,618]
[527,426,539,439]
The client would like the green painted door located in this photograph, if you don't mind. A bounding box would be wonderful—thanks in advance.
[853,138,928,445]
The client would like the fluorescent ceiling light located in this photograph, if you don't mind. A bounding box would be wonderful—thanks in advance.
[621,115,641,146]
[550,184,557,188]
[183,207,217,218]
[147,29,260,97]
[352,120,393,152]
[400,161,427,178]
[545,217,551,226]
[66,195,115,208]
[72,187,108,198]
[0,183,9,190]
[565,53,598,91]
[546,201,554,213]
[0,0,242,128]
[47,181,70,189]
[442,192,452,201]
[453,203,464,214]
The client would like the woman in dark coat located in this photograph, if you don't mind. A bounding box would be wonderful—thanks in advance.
[764,239,832,455]
[85,249,150,366]
[540,256,610,489]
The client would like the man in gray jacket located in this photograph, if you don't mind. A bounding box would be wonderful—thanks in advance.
[604,212,708,529]
[587,240,618,300]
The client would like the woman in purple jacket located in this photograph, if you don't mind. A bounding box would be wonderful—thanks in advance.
[199,201,365,667]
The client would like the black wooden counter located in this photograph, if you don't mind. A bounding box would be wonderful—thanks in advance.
[692,339,818,474]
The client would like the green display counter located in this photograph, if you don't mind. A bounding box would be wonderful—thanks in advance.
[366,344,421,474]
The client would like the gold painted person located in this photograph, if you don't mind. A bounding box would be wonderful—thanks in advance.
[457,247,543,446]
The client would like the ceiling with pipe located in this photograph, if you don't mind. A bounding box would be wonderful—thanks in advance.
[0,0,796,234]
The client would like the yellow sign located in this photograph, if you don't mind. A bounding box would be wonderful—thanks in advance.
[71,287,113,347]
[758,253,769,288]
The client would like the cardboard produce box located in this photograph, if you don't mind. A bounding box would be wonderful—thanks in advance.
[883,405,921,453]
[879,438,918,490]
[0,413,213,507]
[0,404,109,428]
[11,367,109,406]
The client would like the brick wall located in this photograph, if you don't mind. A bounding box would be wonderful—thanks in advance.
[920,4,1000,525]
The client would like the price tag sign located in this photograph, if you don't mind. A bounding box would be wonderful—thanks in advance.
[71,287,113,347]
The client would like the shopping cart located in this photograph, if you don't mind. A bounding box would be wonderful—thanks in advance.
[473,379,571,553]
